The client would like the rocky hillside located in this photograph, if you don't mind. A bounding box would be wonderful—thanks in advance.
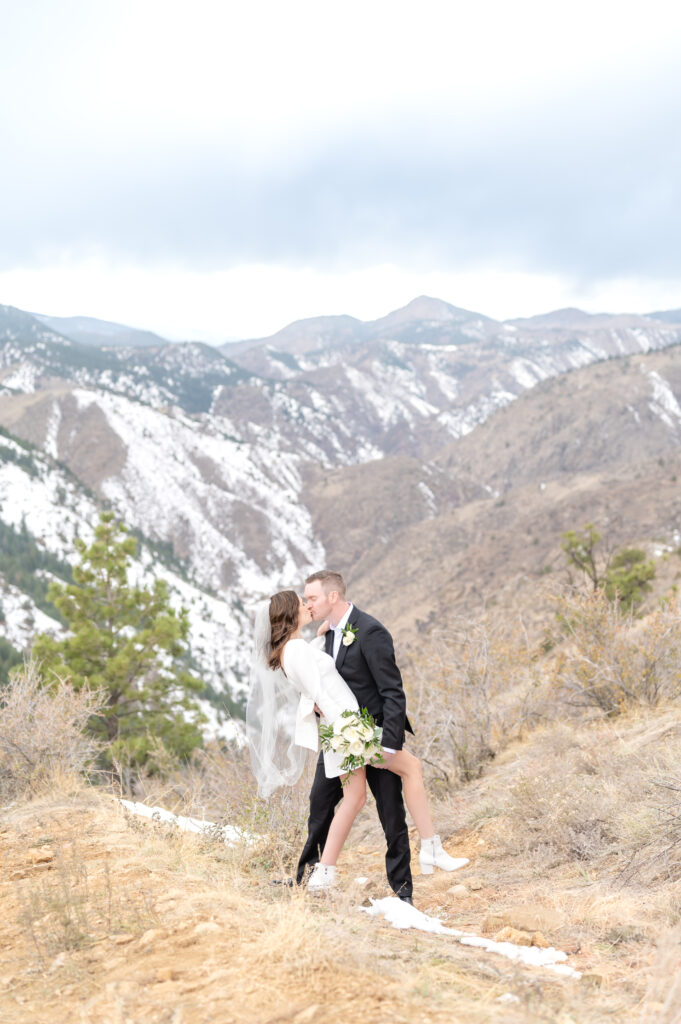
[310,344,681,639]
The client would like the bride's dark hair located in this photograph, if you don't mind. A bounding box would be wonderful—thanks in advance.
[268,590,301,671]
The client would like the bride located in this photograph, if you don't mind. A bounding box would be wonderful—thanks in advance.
[247,589,466,890]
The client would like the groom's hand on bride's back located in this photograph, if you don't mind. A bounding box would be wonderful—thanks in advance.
[316,619,330,637]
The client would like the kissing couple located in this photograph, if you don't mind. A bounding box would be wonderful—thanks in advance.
[247,569,467,903]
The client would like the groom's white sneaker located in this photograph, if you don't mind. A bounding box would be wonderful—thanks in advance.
[419,835,469,874]
[307,863,337,891]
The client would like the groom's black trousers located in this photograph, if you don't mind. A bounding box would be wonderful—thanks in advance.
[296,751,413,898]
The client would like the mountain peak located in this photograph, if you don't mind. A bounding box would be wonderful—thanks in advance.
[368,295,492,333]
[507,307,594,329]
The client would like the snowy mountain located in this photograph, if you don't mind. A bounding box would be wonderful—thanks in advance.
[220,297,681,458]
[0,427,290,725]
[2,298,681,712]
[32,313,172,349]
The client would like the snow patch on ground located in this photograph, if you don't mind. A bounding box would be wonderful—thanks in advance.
[363,897,581,978]
[119,799,254,845]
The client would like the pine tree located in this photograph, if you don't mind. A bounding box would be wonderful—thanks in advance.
[561,524,603,590]
[604,548,656,611]
[561,525,656,612]
[32,512,204,772]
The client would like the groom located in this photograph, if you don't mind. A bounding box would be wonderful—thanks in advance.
[296,569,414,902]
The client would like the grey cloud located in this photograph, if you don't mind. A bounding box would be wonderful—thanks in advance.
[2,76,680,285]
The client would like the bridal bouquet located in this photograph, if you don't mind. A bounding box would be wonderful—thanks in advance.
[319,708,384,776]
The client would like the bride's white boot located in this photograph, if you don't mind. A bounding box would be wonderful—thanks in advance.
[419,835,470,874]
[307,862,337,891]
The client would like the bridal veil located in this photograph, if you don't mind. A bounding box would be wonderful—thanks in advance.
[246,600,308,798]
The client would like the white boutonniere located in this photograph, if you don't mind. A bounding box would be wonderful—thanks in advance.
[341,624,358,647]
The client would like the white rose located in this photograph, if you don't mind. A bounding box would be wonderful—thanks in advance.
[358,724,374,741]
[342,633,355,646]
[348,740,365,756]
[330,735,344,752]
[342,726,360,743]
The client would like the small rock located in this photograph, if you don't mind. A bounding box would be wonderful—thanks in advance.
[494,926,533,946]
[28,847,54,865]
[164,888,188,899]
[293,1007,321,1023]
[476,838,485,846]
[106,980,138,996]
[467,877,483,891]
[496,903,564,933]
[581,972,604,988]
[496,993,521,1005]
[139,928,166,947]
[448,884,469,897]
[49,953,67,973]
[152,981,178,996]
[193,921,221,936]
[111,933,135,945]
[180,980,202,994]
[483,914,505,933]
[532,931,550,949]
[155,967,175,983]
[10,870,27,881]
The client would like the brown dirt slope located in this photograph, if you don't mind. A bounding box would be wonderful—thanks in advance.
[3,704,681,1024]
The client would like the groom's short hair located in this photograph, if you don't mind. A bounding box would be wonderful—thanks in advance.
[305,569,346,598]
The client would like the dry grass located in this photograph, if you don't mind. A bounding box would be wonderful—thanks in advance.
[639,928,681,1024]
[476,710,681,881]
[408,616,546,788]
[4,589,681,1021]
[0,790,543,1024]
[131,739,316,878]
[550,587,681,714]
[0,660,102,801]
[4,709,681,1024]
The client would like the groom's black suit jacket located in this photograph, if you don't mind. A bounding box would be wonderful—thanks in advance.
[325,605,413,751]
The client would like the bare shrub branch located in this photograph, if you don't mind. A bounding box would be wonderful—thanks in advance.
[409,617,546,785]
[550,588,681,715]
[0,660,103,800]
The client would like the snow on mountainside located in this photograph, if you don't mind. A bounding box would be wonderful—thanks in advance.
[0,431,276,721]
[220,300,681,458]
[0,578,61,652]
[3,298,681,714]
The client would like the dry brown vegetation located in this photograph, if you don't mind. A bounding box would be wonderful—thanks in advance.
[0,661,101,801]
[3,591,681,1023]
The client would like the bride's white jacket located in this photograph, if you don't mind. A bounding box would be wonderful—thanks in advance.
[282,636,359,757]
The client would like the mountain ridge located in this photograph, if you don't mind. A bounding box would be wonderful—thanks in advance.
[3,296,681,709]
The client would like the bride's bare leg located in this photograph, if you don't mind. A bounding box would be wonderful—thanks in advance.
[320,768,367,865]
[382,750,434,839]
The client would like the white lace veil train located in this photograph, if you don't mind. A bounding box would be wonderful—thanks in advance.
[246,600,308,798]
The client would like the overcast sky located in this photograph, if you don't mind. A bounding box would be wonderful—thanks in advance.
[1,0,680,341]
